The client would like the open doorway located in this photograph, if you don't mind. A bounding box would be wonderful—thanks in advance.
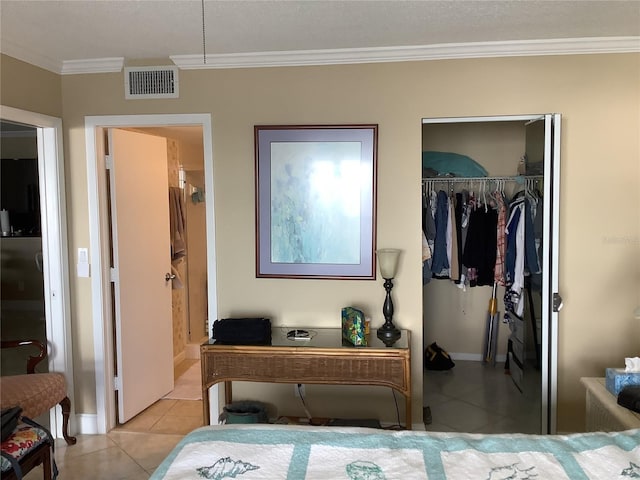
[420,114,561,434]
[107,126,207,433]
[127,126,209,352]
[0,106,73,440]
[85,114,218,434]
[0,121,45,376]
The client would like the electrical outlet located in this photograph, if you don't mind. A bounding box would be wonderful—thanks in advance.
[294,383,305,398]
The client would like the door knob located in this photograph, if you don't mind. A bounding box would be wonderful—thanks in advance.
[165,273,176,281]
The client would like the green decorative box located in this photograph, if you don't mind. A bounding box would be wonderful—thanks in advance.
[341,307,367,346]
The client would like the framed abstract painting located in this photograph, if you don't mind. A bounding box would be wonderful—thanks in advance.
[254,124,377,279]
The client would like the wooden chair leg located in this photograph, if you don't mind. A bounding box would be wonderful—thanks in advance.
[59,396,77,445]
[43,443,52,480]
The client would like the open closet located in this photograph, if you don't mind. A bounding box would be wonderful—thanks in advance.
[421,114,562,434]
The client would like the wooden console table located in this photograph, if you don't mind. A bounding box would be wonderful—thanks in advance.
[201,327,412,429]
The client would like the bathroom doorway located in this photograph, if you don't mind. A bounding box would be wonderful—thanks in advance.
[85,113,218,433]
[129,126,209,352]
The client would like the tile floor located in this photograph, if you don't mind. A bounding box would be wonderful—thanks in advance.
[112,357,204,436]
[22,359,541,478]
[24,360,204,480]
[423,359,542,434]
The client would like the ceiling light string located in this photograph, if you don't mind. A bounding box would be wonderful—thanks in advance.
[201,0,207,65]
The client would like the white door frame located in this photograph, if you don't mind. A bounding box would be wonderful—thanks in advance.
[0,105,74,439]
[421,113,560,434]
[85,114,218,434]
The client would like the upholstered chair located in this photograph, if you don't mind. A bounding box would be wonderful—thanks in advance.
[0,340,76,445]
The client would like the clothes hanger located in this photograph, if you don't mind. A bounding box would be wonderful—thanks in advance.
[482,179,488,212]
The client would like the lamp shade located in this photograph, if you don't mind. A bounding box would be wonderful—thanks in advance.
[376,249,401,279]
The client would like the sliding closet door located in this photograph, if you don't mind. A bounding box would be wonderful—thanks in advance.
[524,114,562,434]
[539,114,562,434]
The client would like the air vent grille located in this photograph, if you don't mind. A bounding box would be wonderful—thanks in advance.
[124,66,179,99]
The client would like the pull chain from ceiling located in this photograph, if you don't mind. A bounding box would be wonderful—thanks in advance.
[201,0,207,65]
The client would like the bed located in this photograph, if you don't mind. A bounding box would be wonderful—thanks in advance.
[149,424,640,479]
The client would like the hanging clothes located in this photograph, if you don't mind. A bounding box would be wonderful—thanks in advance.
[422,188,437,285]
[504,191,542,320]
[169,186,186,261]
[453,193,463,281]
[504,199,525,318]
[493,191,508,286]
[431,190,450,278]
[531,193,544,291]
[462,201,498,287]
[422,178,543,293]
[448,194,459,281]
[523,197,541,275]
[455,190,470,289]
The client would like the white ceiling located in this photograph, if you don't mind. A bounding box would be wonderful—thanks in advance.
[1,0,639,74]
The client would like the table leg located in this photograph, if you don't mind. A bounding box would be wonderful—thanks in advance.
[225,381,233,405]
[203,386,210,424]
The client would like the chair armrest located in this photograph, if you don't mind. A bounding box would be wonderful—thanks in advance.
[0,340,47,374]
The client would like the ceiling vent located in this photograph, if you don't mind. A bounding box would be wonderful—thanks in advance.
[124,66,179,99]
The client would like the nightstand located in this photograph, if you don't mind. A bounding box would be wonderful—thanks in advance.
[580,377,640,431]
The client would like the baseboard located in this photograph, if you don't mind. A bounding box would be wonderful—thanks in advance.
[173,350,186,367]
[75,413,99,435]
[450,352,507,363]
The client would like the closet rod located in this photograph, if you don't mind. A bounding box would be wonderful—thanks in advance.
[422,175,543,184]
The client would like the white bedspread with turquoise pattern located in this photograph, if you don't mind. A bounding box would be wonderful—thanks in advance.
[149,425,640,480]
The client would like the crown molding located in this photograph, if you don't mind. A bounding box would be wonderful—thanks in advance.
[171,36,640,70]
[61,57,124,75]
[0,40,124,74]
[3,37,638,74]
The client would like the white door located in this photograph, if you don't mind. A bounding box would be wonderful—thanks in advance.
[108,128,174,423]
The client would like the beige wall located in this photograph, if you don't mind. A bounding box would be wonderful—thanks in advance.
[2,53,639,431]
[0,55,62,117]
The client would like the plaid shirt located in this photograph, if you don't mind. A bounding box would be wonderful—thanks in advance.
[493,192,507,286]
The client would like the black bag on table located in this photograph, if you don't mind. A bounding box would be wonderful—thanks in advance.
[212,317,272,345]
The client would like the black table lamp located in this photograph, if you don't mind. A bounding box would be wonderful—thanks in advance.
[376,248,401,345]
